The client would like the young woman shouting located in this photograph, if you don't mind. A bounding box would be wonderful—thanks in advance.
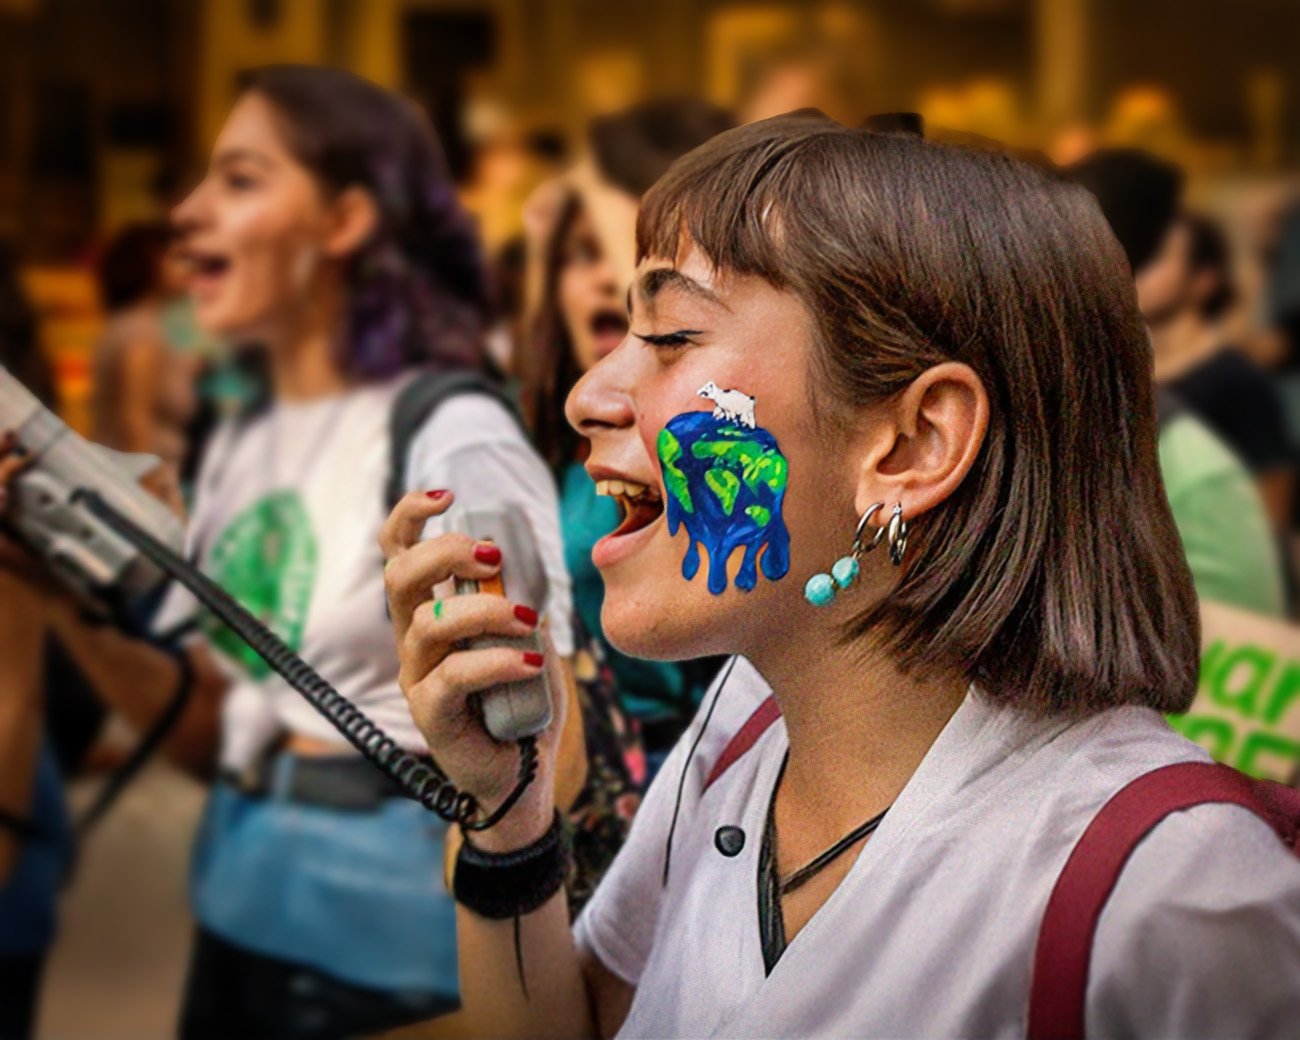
[1,66,577,1038]
[380,115,1300,1037]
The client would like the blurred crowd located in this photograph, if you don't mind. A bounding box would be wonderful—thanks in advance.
[0,51,1297,1040]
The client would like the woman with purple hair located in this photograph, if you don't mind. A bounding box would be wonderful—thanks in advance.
[0,66,578,1037]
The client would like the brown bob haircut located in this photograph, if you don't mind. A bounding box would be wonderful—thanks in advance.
[638,114,1199,715]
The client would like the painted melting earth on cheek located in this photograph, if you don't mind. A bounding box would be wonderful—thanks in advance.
[656,411,791,594]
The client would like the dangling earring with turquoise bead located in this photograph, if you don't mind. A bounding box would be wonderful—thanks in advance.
[804,502,886,606]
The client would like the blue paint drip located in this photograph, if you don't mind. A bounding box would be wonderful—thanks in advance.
[659,411,791,595]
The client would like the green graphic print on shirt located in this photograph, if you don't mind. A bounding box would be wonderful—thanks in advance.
[201,491,318,680]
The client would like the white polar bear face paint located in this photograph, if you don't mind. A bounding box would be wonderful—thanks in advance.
[697,381,757,430]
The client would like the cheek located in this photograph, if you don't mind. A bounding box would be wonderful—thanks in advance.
[227,205,322,311]
[641,368,795,597]
[557,267,586,328]
[632,363,714,461]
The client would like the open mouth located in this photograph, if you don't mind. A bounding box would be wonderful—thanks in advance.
[183,250,232,293]
[589,309,630,358]
[595,477,664,537]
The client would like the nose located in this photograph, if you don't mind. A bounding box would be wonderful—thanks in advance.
[171,178,210,237]
[565,345,637,441]
[592,255,621,298]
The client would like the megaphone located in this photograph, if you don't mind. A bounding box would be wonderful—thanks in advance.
[0,365,184,615]
[0,365,537,831]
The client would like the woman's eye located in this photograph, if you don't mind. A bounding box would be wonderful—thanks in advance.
[562,240,601,267]
[634,330,702,350]
[224,170,259,192]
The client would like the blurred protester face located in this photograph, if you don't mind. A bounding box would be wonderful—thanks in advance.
[171,92,355,341]
[159,240,192,298]
[1135,220,1193,326]
[1136,215,1232,328]
[519,99,736,471]
[97,223,180,312]
[558,205,629,372]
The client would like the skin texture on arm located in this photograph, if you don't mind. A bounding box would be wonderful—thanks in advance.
[0,438,225,780]
[552,656,588,811]
[382,490,623,1039]
[381,907,630,1040]
[0,574,51,882]
[441,657,588,889]
[1158,415,1286,617]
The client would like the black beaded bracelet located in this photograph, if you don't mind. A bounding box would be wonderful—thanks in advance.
[454,812,570,920]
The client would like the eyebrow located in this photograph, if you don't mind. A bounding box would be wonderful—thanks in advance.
[634,267,726,309]
[212,148,275,171]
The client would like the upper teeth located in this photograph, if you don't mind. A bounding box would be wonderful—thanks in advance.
[595,479,657,499]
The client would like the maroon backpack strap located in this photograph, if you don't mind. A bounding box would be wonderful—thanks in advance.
[702,696,782,793]
[1027,762,1300,1040]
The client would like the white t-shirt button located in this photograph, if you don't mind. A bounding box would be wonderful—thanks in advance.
[714,826,746,857]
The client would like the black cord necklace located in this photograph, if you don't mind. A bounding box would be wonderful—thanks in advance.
[757,753,890,973]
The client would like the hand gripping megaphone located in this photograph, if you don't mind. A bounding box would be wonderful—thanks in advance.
[0,365,185,615]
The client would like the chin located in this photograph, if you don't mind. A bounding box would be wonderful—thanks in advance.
[601,593,722,662]
[599,558,753,663]
[193,303,244,338]
[192,285,272,339]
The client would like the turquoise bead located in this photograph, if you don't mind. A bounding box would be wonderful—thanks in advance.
[804,572,836,606]
[831,555,859,589]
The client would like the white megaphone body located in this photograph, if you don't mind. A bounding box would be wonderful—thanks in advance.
[0,365,185,614]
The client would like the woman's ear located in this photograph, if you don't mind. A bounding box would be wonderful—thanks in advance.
[323,186,379,260]
[852,362,989,523]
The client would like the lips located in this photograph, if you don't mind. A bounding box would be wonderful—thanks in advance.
[182,249,232,299]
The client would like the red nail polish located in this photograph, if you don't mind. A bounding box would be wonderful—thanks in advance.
[523,651,544,668]
[474,543,502,565]
[425,490,447,500]
[513,604,538,626]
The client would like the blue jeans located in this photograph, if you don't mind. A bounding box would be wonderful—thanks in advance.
[180,926,455,1039]
[0,748,71,959]
[191,761,458,998]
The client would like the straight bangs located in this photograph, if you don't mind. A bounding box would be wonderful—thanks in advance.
[635,114,1200,717]
[637,115,826,289]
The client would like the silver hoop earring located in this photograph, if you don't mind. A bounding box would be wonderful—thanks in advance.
[887,503,908,567]
[804,502,885,607]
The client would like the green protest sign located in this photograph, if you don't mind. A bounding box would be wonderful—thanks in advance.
[1167,600,1300,783]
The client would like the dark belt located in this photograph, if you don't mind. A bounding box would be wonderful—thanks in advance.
[219,751,429,812]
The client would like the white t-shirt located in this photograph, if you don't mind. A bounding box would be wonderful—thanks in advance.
[155,376,573,771]
[575,659,1300,1038]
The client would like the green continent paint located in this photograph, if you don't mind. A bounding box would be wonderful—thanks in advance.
[202,491,318,678]
[657,428,694,514]
[657,411,791,594]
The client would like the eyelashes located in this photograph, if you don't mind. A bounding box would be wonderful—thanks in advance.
[634,329,704,349]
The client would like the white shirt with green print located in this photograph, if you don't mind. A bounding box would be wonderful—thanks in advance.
[154,376,573,772]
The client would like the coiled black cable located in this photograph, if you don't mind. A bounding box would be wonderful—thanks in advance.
[80,490,537,831]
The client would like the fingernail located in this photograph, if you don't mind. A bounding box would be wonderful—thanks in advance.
[522,651,544,668]
[474,543,502,565]
[425,489,447,500]
[513,604,538,626]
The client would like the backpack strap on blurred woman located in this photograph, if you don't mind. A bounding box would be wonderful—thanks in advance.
[385,370,524,511]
